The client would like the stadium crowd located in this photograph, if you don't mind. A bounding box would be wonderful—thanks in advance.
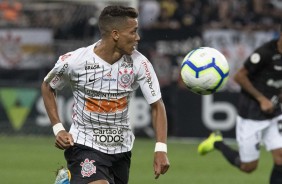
[0,0,281,39]
[140,0,282,31]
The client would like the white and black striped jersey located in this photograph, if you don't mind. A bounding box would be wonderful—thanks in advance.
[44,41,162,154]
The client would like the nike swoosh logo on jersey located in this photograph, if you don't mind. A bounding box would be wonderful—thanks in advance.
[89,77,100,83]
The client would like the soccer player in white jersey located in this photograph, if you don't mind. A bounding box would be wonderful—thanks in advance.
[42,5,170,184]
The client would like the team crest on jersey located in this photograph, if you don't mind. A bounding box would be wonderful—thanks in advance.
[119,57,133,88]
[118,68,134,88]
[80,158,96,177]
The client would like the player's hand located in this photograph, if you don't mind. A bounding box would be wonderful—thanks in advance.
[55,130,74,150]
[259,97,274,114]
[153,152,170,179]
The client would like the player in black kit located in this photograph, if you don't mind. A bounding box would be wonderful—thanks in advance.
[198,23,282,184]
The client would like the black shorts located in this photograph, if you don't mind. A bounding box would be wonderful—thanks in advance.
[64,144,131,184]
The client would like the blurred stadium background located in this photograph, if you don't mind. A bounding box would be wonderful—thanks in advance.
[0,0,281,183]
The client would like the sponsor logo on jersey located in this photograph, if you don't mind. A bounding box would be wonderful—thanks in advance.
[51,64,68,85]
[274,65,282,71]
[80,159,96,177]
[51,76,60,85]
[103,72,116,82]
[103,78,116,82]
[120,62,133,68]
[85,90,128,98]
[59,53,71,62]
[142,61,156,96]
[93,127,125,144]
[57,63,68,77]
[85,96,127,113]
[272,54,281,61]
[85,64,100,70]
[250,53,260,64]
[267,79,282,88]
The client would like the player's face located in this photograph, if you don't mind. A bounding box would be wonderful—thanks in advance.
[116,18,140,55]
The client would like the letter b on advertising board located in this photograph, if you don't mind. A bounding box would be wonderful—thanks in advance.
[202,95,237,131]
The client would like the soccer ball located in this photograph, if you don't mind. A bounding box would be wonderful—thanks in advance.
[180,47,229,95]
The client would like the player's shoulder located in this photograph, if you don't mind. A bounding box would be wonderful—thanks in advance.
[250,39,277,58]
[57,44,94,63]
[246,39,278,66]
[131,49,150,64]
[256,39,277,53]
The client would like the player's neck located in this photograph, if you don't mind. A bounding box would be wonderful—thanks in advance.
[94,41,122,65]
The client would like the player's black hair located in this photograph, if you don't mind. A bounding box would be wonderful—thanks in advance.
[98,6,138,37]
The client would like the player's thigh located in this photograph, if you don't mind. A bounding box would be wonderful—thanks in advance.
[111,151,131,184]
[64,144,114,184]
[236,116,269,163]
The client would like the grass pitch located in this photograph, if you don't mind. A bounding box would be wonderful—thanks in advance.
[0,136,272,184]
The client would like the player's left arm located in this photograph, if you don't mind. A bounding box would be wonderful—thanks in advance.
[136,57,170,178]
[150,98,170,179]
